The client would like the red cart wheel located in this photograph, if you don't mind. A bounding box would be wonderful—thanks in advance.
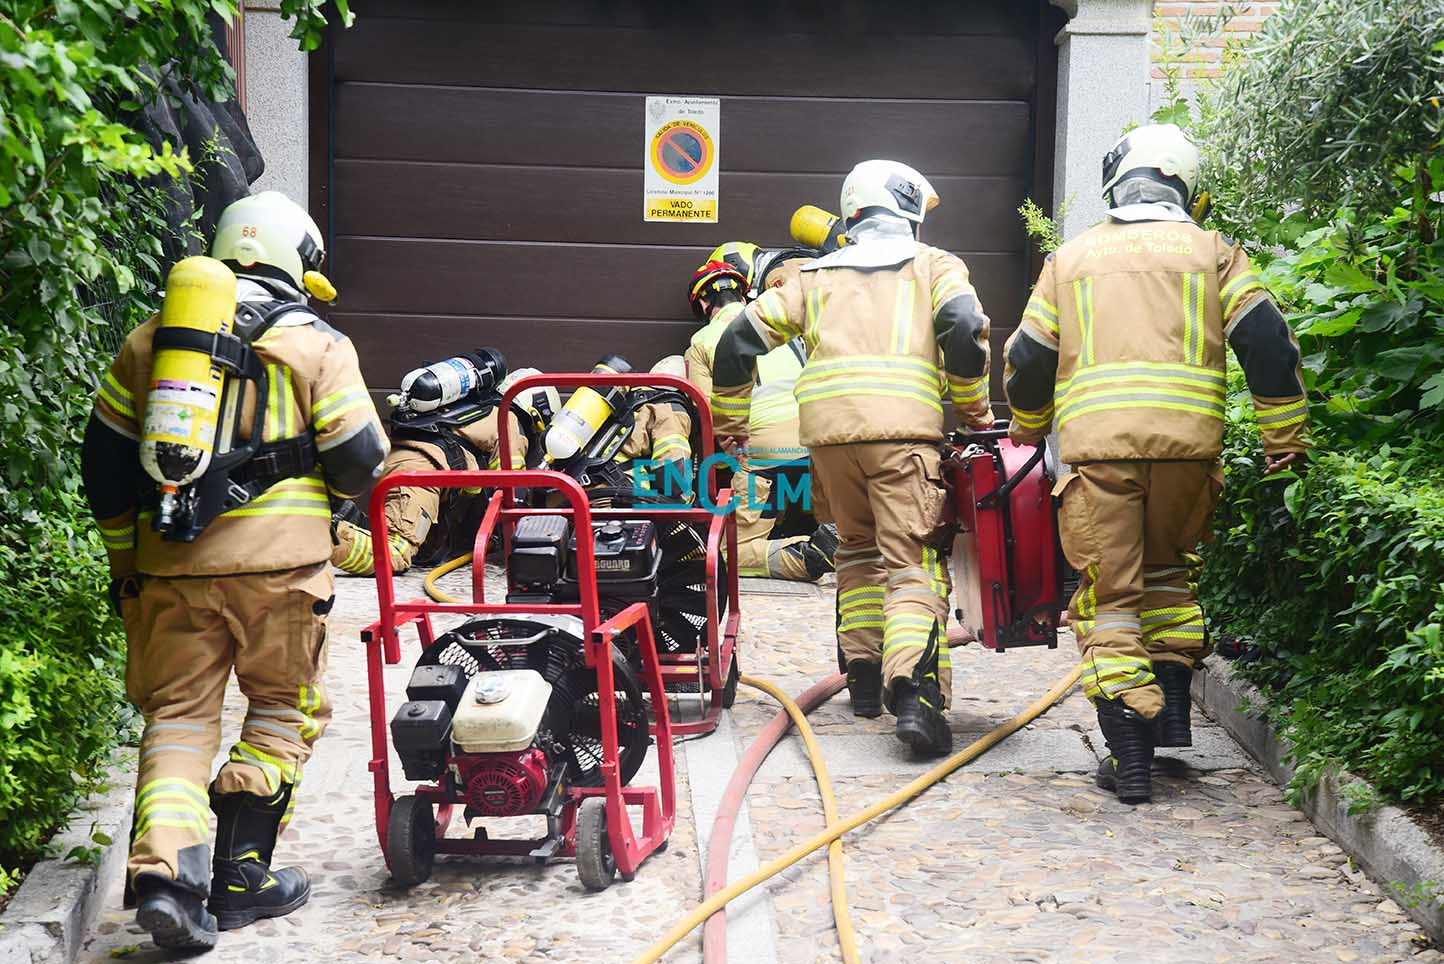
[575,798,616,891]
[386,794,435,887]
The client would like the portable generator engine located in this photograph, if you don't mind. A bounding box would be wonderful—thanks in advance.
[507,515,661,607]
[389,612,653,837]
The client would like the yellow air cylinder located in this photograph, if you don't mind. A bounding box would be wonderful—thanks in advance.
[140,256,237,528]
[544,355,633,462]
[790,205,850,253]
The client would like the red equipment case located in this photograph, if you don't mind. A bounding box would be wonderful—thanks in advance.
[944,428,1065,651]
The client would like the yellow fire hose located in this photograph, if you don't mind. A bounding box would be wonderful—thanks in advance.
[420,556,1081,964]
[422,552,473,601]
[635,665,1082,963]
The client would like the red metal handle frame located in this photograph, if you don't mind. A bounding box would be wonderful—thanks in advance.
[587,601,677,874]
[496,372,723,504]
[367,470,600,664]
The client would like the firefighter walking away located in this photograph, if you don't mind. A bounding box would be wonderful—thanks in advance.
[1003,124,1311,804]
[83,191,388,950]
[711,160,994,756]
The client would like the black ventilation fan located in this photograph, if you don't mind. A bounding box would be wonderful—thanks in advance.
[417,616,650,787]
[653,519,727,655]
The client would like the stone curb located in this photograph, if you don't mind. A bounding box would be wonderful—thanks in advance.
[0,761,134,964]
[1194,656,1444,944]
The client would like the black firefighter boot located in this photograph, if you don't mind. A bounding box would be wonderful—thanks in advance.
[1152,662,1195,747]
[1094,698,1156,804]
[208,785,311,930]
[846,660,883,719]
[133,844,219,951]
[800,524,840,579]
[891,629,952,756]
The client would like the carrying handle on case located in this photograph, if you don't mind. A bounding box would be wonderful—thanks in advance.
[977,438,1047,510]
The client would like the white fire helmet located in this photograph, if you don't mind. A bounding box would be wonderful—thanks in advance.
[839,160,939,225]
[211,191,334,301]
[650,355,686,379]
[499,368,561,435]
[1101,123,1201,204]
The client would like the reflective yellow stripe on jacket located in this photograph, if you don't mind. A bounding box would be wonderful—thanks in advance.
[795,355,944,414]
[750,346,802,430]
[1055,362,1226,428]
[225,472,330,519]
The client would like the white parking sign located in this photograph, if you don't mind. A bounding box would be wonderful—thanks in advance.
[643,96,720,223]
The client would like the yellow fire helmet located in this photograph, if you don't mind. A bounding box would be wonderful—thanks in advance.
[706,241,761,289]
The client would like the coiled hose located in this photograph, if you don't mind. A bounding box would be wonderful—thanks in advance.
[419,556,1081,964]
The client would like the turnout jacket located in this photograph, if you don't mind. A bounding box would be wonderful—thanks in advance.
[84,280,389,578]
[711,217,993,446]
[686,300,805,448]
[615,401,692,486]
[1004,203,1311,462]
[393,408,528,474]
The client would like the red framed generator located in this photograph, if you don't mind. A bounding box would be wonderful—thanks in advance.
[361,469,682,891]
[944,426,1067,652]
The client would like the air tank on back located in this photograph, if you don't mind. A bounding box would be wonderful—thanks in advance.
[388,348,507,414]
[790,205,850,253]
[543,355,633,462]
[140,256,239,531]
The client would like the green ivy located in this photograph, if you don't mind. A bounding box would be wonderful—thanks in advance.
[1258,165,1444,440]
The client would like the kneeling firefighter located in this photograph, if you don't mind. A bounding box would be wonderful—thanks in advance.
[330,358,559,576]
[711,161,995,756]
[1003,124,1312,804]
[685,255,837,581]
[82,191,388,949]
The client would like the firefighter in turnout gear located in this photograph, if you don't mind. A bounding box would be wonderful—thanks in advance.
[612,355,695,500]
[1003,124,1311,804]
[330,366,558,576]
[82,191,388,950]
[711,161,994,756]
[685,257,837,581]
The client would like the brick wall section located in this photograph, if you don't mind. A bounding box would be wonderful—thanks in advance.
[1152,2,1280,80]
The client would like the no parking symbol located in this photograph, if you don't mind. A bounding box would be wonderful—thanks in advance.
[644,96,719,223]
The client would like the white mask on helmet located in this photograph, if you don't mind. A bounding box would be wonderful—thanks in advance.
[1101,124,1201,207]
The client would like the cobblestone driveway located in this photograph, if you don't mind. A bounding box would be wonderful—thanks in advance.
[78,570,1438,963]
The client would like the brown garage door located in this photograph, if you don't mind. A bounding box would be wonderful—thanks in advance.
[311,0,1061,399]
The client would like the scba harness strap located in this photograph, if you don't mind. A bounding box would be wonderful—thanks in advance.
[148,299,323,542]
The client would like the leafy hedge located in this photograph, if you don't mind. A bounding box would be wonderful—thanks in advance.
[0,488,131,892]
[1189,0,1444,805]
[1203,393,1444,802]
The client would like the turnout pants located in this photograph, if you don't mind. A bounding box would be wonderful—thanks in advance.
[1057,460,1223,718]
[118,562,334,885]
[810,441,953,707]
[331,447,445,576]
[732,459,810,580]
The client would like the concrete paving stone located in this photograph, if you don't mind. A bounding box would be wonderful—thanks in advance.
[66,569,1437,962]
